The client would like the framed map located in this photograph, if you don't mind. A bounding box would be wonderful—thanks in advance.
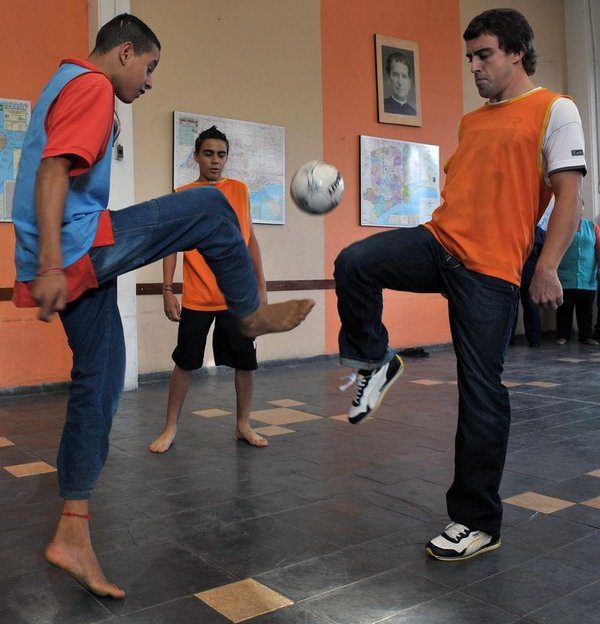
[0,98,30,222]
[360,135,439,227]
[173,112,285,224]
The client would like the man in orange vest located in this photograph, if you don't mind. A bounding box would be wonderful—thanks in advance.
[335,8,585,560]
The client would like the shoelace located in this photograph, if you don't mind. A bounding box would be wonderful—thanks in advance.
[351,374,370,406]
[337,371,371,408]
[338,372,357,391]
[444,523,470,540]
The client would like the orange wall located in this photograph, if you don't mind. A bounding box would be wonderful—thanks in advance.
[322,0,463,353]
[0,0,89,388]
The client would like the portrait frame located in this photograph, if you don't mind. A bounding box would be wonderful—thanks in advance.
[375,34,422,127]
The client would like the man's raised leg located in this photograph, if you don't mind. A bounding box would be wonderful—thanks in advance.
[334,226,441,422]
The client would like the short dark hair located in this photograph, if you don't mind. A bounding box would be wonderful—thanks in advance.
[92,13,161,55]
[463,9,536,75]
[386,52,411,77]
[195,126,229,153]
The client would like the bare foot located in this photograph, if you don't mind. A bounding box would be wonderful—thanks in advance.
[149,427,177,453]
[236,424,269,447]
[239,299,315,338]
[45,518,125,599]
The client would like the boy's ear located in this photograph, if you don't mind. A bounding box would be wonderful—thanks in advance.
[118,42,135,65]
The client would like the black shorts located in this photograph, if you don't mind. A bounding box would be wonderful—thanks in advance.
[172,307,257,371]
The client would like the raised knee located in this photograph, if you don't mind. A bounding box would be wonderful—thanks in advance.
[334,243,366,279]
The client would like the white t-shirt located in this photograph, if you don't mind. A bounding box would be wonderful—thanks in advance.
[542,95,587,182]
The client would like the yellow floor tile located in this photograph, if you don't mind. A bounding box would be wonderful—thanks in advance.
[267,399,305,407]
[0,437,15,447]
[330,414,348,421]
[192,408,232,417]
[582,497,600,509]
[196,578,293,623]
[504,491,575,513]
[253,425,295,436]
[525,381,560,388]
[250,407,321,426]
[503,380,523,387]
[588,469,600,478]
[4,461,57,477]
[410,379,444,386]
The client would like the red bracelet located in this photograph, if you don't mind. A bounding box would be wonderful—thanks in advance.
[36,267,64,277]
[62,511,92,520]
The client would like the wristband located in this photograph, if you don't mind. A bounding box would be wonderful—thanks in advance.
[162,284,174,292]
[36,267,64,277]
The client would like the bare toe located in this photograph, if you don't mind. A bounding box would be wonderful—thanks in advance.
[236,427,269,447]
[148,431,176,453]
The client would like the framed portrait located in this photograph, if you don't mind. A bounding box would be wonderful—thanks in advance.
[375,34,421,127]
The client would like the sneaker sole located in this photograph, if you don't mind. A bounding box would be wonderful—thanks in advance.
[425,538,501,561]
[349,357,404,425]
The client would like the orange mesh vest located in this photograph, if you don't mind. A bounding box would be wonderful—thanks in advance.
[176,178,252,311]
[424,88,561,285]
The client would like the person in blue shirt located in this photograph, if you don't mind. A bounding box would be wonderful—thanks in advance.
[555,218,600,345]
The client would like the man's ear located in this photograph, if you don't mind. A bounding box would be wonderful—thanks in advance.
[513,46,525,64]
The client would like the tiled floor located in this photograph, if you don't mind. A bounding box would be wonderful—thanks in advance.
[1,338,600,623]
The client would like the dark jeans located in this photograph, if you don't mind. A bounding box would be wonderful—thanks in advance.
[57,187,259,499]
[556,288,596,342]
[334,226,517,536]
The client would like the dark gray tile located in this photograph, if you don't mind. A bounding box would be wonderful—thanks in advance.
[0,568,111,624]
[272,498,420,547]
[542,532,600,575]
[95,540,235,615]
[382,591,520,623]
[246,604,337,623]
[501,514,596,555]
[202,490,308,524]
[256,545,394,601]
[462,557,592,616]
[304,566,451,624]
[177,515,337,577]
[525,580,600,623]
[114,596,229,623]
[534,475,600,503]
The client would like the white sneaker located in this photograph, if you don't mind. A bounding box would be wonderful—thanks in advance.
[348,353,404,424]
[426,522,501,561]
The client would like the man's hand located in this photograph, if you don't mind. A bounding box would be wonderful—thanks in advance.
[530,265,563,309]
[32,272,68,321]
[163,290,181,321]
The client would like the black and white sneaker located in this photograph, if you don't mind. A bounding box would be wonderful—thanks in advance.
[348,353,404,424]
[426,522,501,561]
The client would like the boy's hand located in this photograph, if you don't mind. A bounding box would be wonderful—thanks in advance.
[32,273,68,321]
[163,290,181,321]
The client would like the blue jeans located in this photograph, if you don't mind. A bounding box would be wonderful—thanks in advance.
[57,187,259,499]
[334,226,517,536]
